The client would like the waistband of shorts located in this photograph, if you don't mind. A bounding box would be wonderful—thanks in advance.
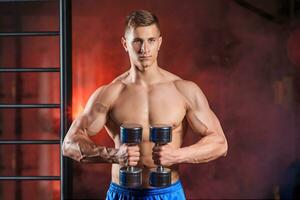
[108,180,183,195]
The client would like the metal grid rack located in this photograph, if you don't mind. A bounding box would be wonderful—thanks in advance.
[0,0,73,199]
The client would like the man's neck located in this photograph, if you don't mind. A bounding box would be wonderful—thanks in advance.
[128,63,163,86]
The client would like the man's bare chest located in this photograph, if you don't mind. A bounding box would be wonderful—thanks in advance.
[109,84,187,128]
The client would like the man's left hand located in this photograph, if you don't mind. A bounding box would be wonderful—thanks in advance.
[152,144,178,167]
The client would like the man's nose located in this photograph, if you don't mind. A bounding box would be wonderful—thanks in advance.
[141,41,149,53]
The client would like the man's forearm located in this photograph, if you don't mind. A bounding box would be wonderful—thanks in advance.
[176,133,227,164]
[62,134,118,163]
[79,145,119,163]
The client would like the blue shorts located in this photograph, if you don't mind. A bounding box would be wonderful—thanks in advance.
[106,181,186,200]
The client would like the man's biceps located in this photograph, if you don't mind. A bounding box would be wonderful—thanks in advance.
[85,103,109,121]
[190,109,211,123]
[209,110,222,127]
[71,114,85,129]
[187,110,209,133]
[207,110,226,137]
[96,102,110,113]
[86,114,107,136]
[84,102,109,117]
[194,108,220,128]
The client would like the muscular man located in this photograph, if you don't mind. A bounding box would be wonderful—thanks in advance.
[62,10,228,199]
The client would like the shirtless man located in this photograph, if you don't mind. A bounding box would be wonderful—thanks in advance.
[62,10,228,199]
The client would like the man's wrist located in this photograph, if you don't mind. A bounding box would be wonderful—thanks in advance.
[103,147,119,164]
[173,147,186,164]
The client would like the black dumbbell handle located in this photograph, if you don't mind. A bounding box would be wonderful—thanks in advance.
[126,143,138,172]
[155,143,166,172]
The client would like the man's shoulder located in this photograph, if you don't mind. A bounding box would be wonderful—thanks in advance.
[173,79,206,108]
[159,68,182,81]
[92,78,126,102]
[160,68,199,90]
[173,79,200,92]
[159,68,202,99]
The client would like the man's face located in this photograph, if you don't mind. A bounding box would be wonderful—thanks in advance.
[122,24,162,70]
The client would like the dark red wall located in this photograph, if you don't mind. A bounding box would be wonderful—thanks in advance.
[0,0,300,199]
[72,0,300,199]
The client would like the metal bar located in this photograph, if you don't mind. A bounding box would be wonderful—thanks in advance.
[60,0,73,199]
[0,176,60,180]
[0,31,59,37]
[14,14,23,200]
[0,68,60,72]
[0,104,60,108]
[0,140,60,144]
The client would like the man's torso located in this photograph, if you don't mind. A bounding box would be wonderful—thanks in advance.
[102,69,189,187]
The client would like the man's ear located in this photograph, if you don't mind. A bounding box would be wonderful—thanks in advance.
[158,36,162,50]
[121,37,128,52]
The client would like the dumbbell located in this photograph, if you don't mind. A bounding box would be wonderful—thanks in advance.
[149,125,172,187]
[119,123,143,188]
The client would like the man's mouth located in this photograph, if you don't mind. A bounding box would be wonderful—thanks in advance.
[139,56,151,60]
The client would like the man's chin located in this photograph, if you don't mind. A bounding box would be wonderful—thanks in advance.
[136,62,151,71]
[142,64,150,68]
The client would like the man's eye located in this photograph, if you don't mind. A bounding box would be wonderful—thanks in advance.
[149,39,156,42]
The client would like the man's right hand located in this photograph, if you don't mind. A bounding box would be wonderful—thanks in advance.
[116,144,140,167]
